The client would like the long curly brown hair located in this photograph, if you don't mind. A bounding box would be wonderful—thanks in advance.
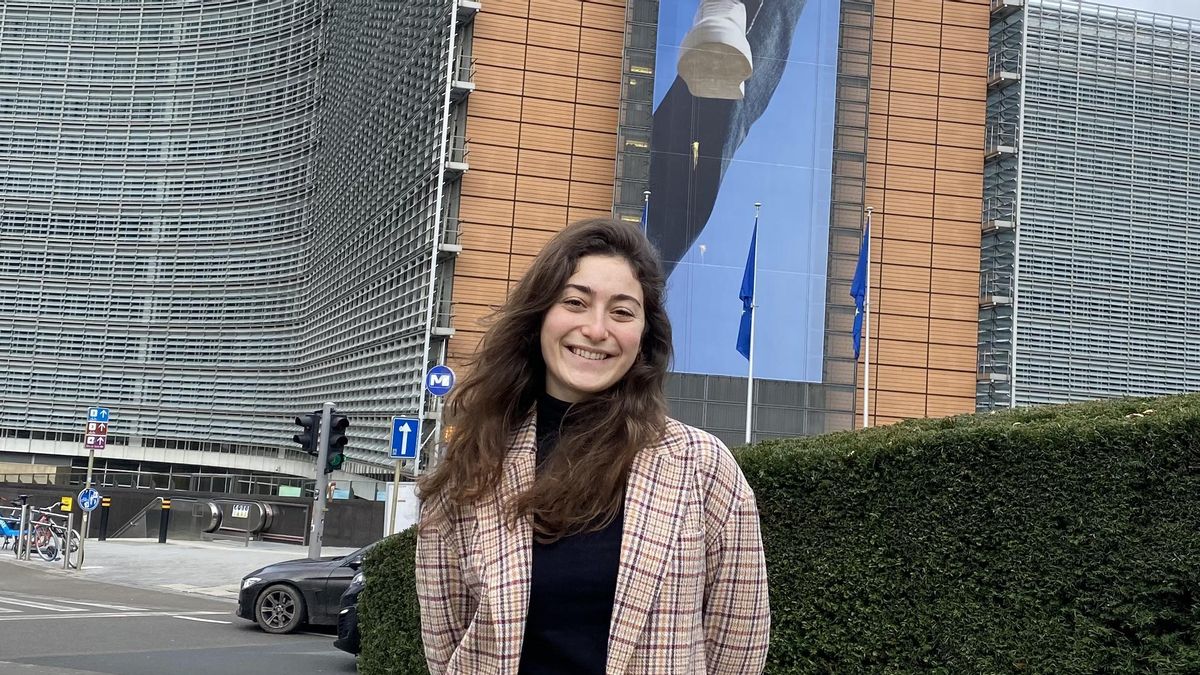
[418,218,673,541]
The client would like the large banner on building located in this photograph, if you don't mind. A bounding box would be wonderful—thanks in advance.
[647,0,840,382]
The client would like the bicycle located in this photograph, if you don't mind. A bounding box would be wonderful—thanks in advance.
[3,500,57,562]
[35,501,82,569]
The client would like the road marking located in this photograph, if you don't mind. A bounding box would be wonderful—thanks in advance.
[0,598,84,612]
[0,610,232,622]
[172,615,232,624]
[0,607,18,614]
[9,594,147,612]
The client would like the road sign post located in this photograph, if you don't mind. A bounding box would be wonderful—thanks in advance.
[387,417,422,534]
[79,407,110,567]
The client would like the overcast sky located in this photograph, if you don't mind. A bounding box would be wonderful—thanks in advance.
[1098,0,1200,20]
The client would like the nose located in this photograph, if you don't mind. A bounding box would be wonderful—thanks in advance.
[579,307,608,341]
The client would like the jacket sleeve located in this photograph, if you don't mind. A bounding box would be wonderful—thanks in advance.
[703,467,771,673]
[415,514,473,674]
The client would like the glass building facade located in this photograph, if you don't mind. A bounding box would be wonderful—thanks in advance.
[0,0,462,474]
[980,0,1200,409]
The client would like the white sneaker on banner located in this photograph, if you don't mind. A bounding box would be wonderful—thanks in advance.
[677,0,754,100]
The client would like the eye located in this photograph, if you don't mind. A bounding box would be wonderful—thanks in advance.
[562,297,586,309]
[612,307,637,320]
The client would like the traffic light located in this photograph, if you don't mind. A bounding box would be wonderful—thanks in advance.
[325,413,350,474]
[293,412,321,455]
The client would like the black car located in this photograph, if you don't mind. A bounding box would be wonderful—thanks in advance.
[333,569,364,654]
[237,541,378,634]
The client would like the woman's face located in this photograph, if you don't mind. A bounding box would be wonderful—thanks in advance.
[540,254,646,402]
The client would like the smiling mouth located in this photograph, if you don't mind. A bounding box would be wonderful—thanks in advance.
[568,346,611,361]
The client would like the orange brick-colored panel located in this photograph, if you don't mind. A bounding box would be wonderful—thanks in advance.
[486,0,531,19]
[509,253,535,280]
[462,170,518,201]
[869,113,890,139]
[525,45,579,76]
[942,1,990,29]
[893,0,943,22]
[891,19,941,48]
[887,116,937,142]
[514,201,569,231]
[454,276,512,305]
[523,71,578,101]
[933,194,981,222]
[879,264,932,294]
[929,293,979,321]
[886,140,936,168]
[459,224,515,258]
[874,17,894,43]
[878,312,931,341]
[874,391,928,419]
[529,0,583,25]
[925,394,974,418]
[518,123,573,152]
[469,117,520,146]
[469,143,519,174]
[572,129,617,158]
[875,0,896,17]
[877,365,930,393]
[527,19,581,50]
[474,64,525,96]
[521,97,575,127]
[931,268,979,296]
[876,338,929,368]
[578,52,622,81]
[939,73,985,100]
[887,91,939,119]
[471,91,523,122]
[576,78,622,107]
[570,155,614,183]
[935,169,982,198]
[878,288,932,317]
[941,24,988,52]
[453,303,497,333]
[885,165,935,193]
[456,250,514,280]
[887,67,939,95]
[932,242,979,272]
[459,197,516,229]
[512,227,558,254]
[882,239,933,268]
[938,97,985,123]
[448,330,484,366]
[474,13,529,43]
[867,163,886,188]
[883,213,934,242]
[928,318,976,346]
[891,44,942,71]
[474,38,528,68]
[580,27,623,56]
[568,181,613,210]
[883,190,934,218]
[932,219,980,247]
[581,2,625,30]
[567,206,612,222]
[935,145,983,172]
[515,175,570,205]
[574,103,619,133]
[516,148,573,179]
[928,343,978,371]
[940,49,986,77]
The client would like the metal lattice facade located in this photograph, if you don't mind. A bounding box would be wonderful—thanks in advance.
[0,0,461,474]
[979,0,1200,409]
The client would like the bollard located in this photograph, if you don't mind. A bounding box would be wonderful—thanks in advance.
[17,504,29,561]
[98,497,111,541]
[63,511,74,571]
[158,498,171,543]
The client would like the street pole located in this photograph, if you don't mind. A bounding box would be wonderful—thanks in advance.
[308,401,334,559]
[78,445,96,568]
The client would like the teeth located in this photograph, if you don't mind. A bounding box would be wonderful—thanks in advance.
[569,347,608,361]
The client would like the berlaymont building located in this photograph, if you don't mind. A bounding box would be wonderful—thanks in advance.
[2,0,1198,490]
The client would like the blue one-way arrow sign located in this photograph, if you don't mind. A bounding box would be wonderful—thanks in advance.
[390,417,421,459]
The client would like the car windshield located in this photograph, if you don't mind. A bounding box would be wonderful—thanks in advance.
[336,538,381,564]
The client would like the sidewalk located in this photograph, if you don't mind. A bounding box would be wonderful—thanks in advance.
[3,538,360,601]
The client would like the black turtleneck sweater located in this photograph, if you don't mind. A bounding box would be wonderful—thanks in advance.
[517,395,625,675]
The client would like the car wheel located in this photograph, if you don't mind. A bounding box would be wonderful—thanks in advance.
[255,583,306,634]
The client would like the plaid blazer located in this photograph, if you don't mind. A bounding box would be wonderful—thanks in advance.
[416,416,770,674]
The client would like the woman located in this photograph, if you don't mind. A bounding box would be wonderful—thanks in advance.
[416,218,770,674]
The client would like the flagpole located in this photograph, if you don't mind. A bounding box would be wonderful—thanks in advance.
[745,202,761,445]
[641,190,651,232]
[862,207,873,429]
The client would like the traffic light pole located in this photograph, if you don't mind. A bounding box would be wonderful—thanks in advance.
[308,401,334,559]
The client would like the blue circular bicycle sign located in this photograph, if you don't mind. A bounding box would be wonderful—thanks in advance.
[78,488,101,512]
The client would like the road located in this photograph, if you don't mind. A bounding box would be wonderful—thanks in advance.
[0,561,356,675]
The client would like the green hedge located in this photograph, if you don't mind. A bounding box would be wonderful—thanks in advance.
[360,393,1200,673]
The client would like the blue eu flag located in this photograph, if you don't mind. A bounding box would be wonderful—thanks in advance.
[736,224,757,360]
[850,222,870,359]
